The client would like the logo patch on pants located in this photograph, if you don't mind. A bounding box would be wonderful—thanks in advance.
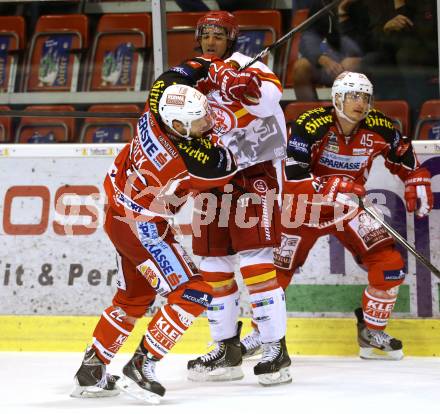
[274,234,301,269]
[182,289,212,307]
[384,269,405,280]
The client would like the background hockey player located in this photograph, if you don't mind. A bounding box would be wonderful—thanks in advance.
[71,83,240,402]
[185,11,291,386]
[275,71,433,360]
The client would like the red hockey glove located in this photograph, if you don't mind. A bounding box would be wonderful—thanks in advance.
[316,176,366,203]
[208,60,262,106]
[404,168,433,217]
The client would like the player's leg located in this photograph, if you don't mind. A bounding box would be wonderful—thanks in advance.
[117,220,213,402]
[339,210,405,360]
[238,247,291,385]
[71,252,155,398]
[186,255,245,381]
[230,162,292,385]
[190,194,245,380]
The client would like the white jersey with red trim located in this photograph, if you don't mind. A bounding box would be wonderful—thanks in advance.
[208,52,287,170]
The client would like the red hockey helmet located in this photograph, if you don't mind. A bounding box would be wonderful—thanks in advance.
[195,11,239,41]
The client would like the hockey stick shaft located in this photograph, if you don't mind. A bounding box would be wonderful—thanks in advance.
[240,0,341,70]
[359,199,440,279]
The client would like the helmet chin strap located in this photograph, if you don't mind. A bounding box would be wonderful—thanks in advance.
[335,97,369,125]
[169,122,192,140]
[335,105,358,124]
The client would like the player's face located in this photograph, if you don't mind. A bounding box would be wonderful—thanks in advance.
[199,27,228,58]
[189,109,216,138]
[343,92,371,122]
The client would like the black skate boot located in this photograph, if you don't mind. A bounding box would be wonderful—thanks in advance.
[118,342,165,404]
[240,328,262,359]
[187,321,244,382]
[70,346,120,398]
[355,307,404,360]
[254,337,292,386]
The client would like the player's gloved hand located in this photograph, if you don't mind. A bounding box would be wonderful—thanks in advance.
[208,60,262,105]
[316,176,366,203]
[404,168,433,218]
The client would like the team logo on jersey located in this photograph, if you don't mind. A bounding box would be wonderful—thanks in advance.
[210,101,237,136]
[253,179,268,193]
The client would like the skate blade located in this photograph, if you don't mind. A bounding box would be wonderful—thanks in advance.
[256,367,292,386]
[70,384,120,398]
[188,365,244,382]
[359,347,404,361]
[117,376,162,405]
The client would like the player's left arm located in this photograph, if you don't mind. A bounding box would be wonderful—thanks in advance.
[177,137,237,191]
[376,111,433,218]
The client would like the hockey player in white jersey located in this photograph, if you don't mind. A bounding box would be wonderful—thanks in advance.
[185,11,291,386]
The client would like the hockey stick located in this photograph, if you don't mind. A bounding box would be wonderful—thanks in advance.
[240,0,341,70]
[358,198,440,279]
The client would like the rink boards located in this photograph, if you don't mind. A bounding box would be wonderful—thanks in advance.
[0,142,439,355]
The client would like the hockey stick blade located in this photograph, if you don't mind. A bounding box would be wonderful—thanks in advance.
[240,0,341,70]
[358,198,440,279]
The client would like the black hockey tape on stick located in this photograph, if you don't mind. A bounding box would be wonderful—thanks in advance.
[358,197,440,279]
[0,110,141,119]
[240,0,341,70]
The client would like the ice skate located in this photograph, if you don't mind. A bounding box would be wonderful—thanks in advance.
[240,328,262,359]
[118,343,165,404]
[70,346,120,398]
[253,337,292,386]
[187,321,244,382]
[355,308,404,360]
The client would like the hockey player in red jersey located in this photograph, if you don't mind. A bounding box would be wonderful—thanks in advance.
[276,71,433,360]
[185,11,291,386]
[70,81,247,402]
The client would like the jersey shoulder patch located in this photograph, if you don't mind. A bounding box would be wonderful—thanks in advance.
[363,109,400,144]
[291,106,333,140]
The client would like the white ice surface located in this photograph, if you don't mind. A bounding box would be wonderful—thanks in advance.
[1,352,439,414]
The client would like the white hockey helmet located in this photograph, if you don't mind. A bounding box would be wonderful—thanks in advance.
[331,71,373,123]
[158,84,214,139]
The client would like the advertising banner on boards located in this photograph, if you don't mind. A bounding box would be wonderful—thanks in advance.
[0,143,439,317]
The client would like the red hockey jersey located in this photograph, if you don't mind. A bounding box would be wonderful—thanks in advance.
[283,106,420,226]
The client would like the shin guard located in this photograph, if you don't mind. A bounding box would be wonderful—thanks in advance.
[143,304,192,359]
[362,289,397,330]
[92,306,136,364]
[208,290,241,342]
[250,287,287,343]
